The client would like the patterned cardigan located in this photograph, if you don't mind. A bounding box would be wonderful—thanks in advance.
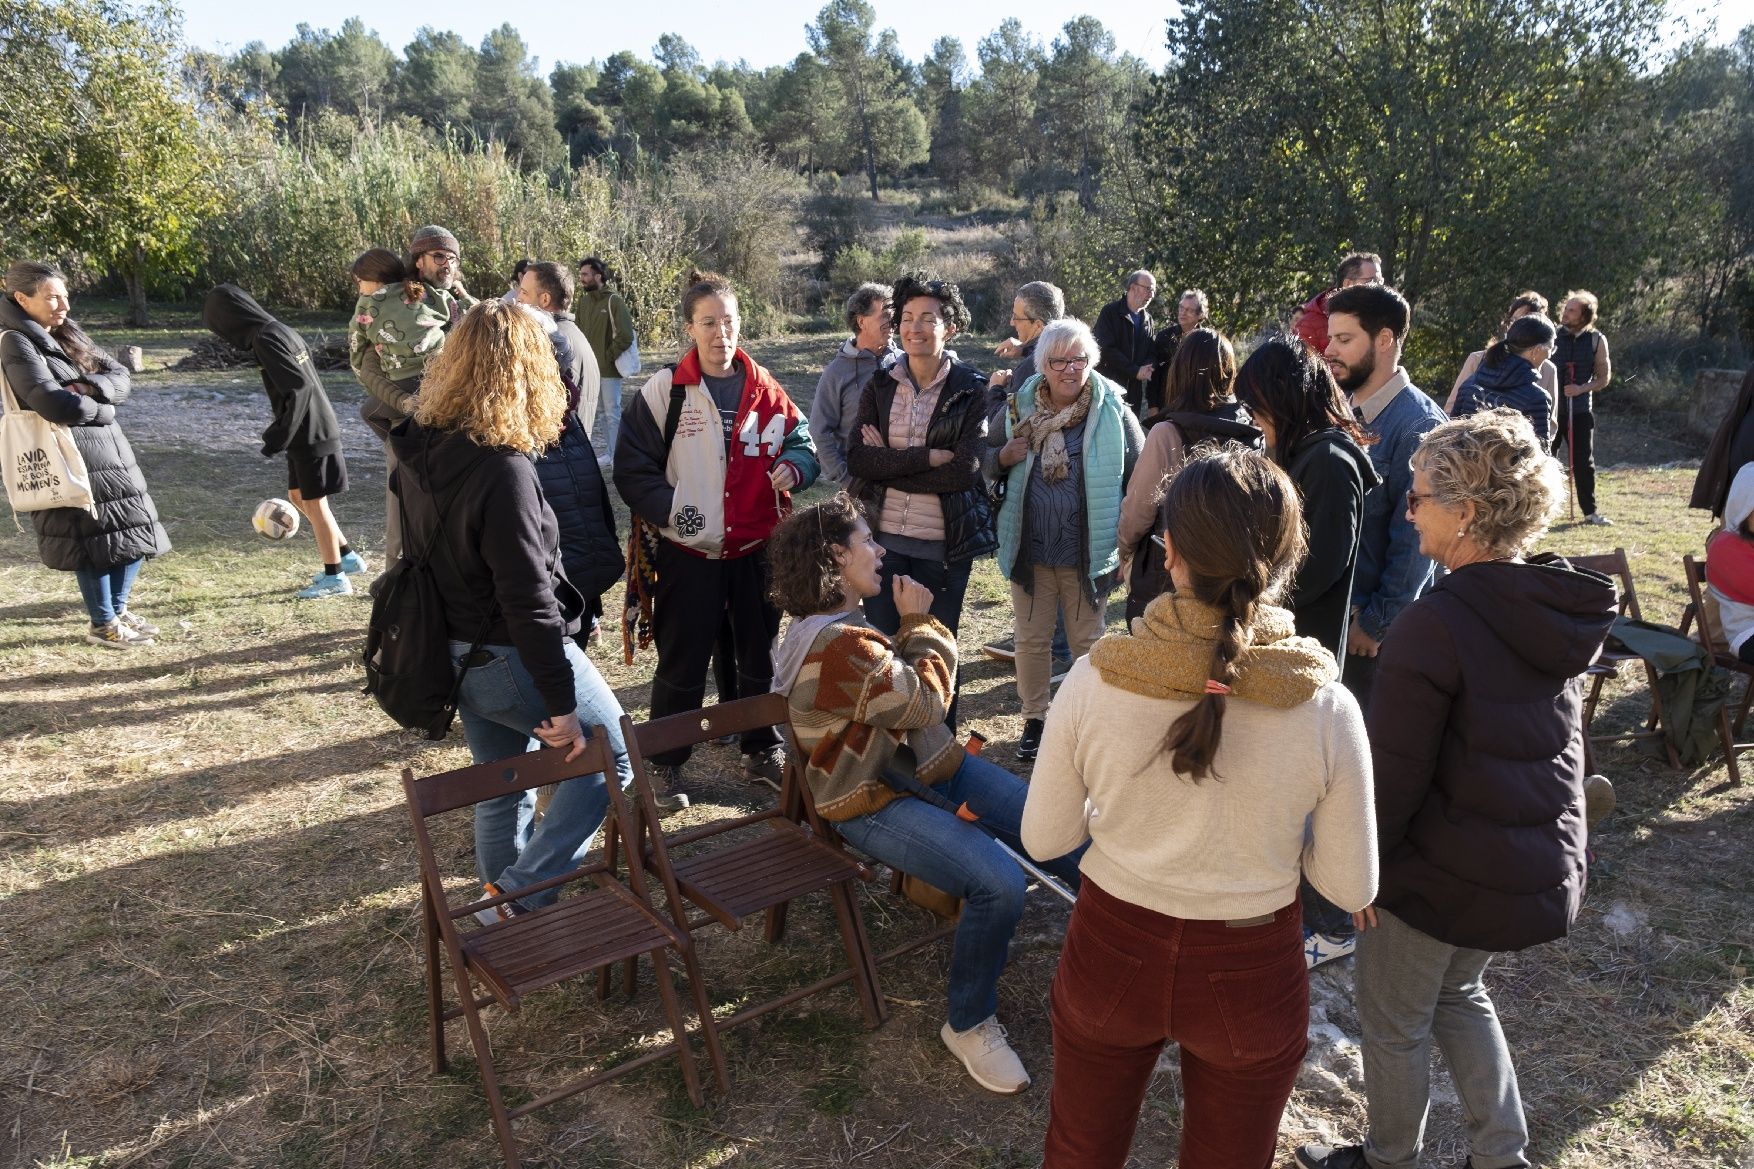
[783,611,963,821]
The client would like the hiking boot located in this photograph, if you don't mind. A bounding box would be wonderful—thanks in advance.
[297,572,353,600]
[743,746,785,792]
[116,609,159,637]
[1583,773,1616,828]
[1304,928,1357,970]
[473,882,529,927]
[940,1016,1030,1094]
[1017,718,1045,762]
[648,763,691,815]
[1584,512,1613,526]
[338,550,370,574]
[982,637,1017,664]
[1296,1143,1370,1169]
[86,619,152,649]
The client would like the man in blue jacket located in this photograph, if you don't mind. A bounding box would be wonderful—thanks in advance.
[1325,283,1445,706]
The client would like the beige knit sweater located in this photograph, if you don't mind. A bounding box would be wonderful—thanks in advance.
[1020,594,1379,920]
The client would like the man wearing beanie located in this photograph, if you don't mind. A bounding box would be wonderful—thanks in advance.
[356,223,480,564]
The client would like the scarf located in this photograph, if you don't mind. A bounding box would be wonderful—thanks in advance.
[1020,380,1093,483]
[1089,593,1336,707]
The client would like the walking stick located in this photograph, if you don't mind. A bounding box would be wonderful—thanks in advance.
[879,746,1078,906]
[1565,360,1577,522]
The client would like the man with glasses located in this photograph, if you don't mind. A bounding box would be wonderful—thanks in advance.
[1143,288,1211,422]
[1093,270,1160,417]
[354,224,477,565]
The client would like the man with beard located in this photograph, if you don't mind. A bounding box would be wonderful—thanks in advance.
[1325,284,1445,703]
[1551,289,1613,525]
[577,256,636,460]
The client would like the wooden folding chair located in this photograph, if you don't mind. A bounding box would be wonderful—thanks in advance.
[402,734,716,1169]
[606,694,889,1072]
[1568,548,1680,771]
[1679,554,1753,785]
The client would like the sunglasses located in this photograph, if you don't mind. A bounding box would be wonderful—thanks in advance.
[1406,490,1434,513]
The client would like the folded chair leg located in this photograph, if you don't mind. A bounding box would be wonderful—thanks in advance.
[676,937,731,1095]
[764,901,789,945]
[647,947,707,1108]
[1733,674,1754,737]
[452,973,521,1169]
[828,880,886,1028]
[423,892,448,1074]
[1719,702,1743,787]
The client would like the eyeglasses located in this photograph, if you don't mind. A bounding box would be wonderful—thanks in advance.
[1046,356,1091,371]
[1406,490,1434,513]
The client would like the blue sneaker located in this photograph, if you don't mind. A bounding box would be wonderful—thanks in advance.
[338,550,369,574]
[297,572,353,600]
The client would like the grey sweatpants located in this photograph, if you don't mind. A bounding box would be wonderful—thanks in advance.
[1356,909,1531,1169]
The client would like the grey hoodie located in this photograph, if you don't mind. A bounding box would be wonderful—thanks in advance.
[810,339,897,487]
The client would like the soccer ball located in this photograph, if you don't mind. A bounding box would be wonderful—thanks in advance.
[253,498,300,540]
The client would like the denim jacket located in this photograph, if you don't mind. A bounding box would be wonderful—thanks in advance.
[1352,374,1447,642]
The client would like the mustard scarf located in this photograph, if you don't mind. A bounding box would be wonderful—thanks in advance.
[1089,593,1337,707]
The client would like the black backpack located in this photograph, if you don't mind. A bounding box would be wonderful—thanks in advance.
[363,441,495,739]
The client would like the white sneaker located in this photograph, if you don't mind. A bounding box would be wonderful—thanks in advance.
[86,620,152,649]
[1584,513,1613,526]
[940,1016,1030,1094]
[1304,928,1357,970]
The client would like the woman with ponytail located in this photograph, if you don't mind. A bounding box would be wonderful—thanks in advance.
[1022,446,1377,1169]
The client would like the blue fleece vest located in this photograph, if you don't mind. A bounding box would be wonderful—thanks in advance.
[997,373,1129,582]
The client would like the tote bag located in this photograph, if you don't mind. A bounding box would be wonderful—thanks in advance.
[614,330,641,378]
[0,332,98,515]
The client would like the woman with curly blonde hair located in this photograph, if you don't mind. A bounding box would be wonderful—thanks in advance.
[1299,408,1617,1169]
[392,300,633,921]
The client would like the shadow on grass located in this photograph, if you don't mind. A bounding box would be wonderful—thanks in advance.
[0,629,355,695]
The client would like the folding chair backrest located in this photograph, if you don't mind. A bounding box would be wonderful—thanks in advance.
[631,692,793,759]
[404,734,617,818]
[1567,548,1641,622]
[1683,554,1727,655]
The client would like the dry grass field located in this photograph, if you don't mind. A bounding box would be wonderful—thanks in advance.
[1,309,1748,1168]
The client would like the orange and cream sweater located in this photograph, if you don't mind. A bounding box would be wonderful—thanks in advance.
[777,610,963,821]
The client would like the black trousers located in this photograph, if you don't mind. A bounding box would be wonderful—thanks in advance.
[1551,405,1598,516]
[650,540,782,765]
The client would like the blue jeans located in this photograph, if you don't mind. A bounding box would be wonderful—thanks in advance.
[861,547,972,638]
[73,559,143,626]
[834,753,1085,1030]
[451,638,633,909]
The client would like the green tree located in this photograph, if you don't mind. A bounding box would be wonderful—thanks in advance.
[807,0,928,199]
[965,19,1045,190]
[1036,18,1142,208]
[552,62,613,163]
[273,18,397,120]
[757,53,845,175]
[471,24,564,170]
[399,28,477,130]
[1128,0,1667,365]
[0,0,223,324]
[922,37,974,187]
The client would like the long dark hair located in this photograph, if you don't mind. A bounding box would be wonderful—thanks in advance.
[1235,335,1375,465]
[1163,327,1236,414]
[4,260,106,374]
[1157,447,1307,781]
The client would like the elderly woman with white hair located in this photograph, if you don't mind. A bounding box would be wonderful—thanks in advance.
[993,318,1145,760]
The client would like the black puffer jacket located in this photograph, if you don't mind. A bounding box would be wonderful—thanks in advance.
[1368,555,1616,952]
[0,297,170,571]
[535,411,624,617]
[848,358,996,564]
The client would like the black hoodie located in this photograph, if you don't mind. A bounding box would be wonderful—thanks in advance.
[202,285,341,458]
[1367,555,1616,952]
[1285,426,1382,665]
[388,421,585,717]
